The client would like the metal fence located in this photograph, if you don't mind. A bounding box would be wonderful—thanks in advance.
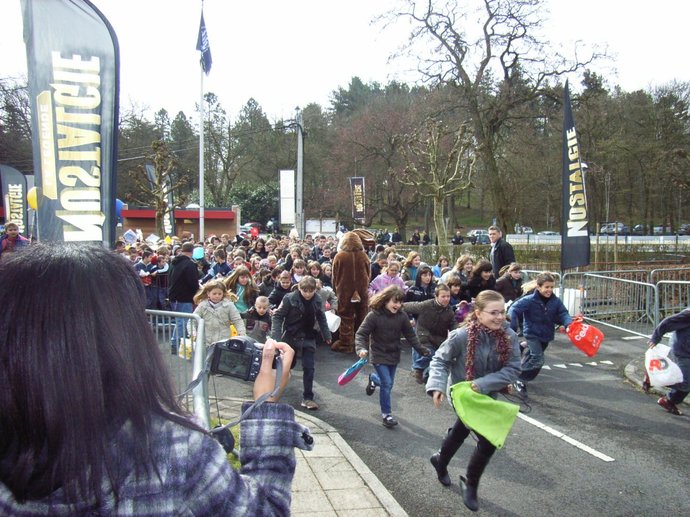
[146,309,210,429]
[520,268,690,339]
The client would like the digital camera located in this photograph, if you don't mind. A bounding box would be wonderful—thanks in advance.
[210,336,274,381]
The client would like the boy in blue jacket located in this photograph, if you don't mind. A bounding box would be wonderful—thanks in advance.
[508,272,572,396]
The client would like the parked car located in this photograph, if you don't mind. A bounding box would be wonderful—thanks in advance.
[678,223,690,235]
[537,230,559,236]
[472,233,490,245]
[600,222,629,235]
[632,224,646,235]
[239,222,262,233]
[467,229,488,245]
[521,226,534,234]
[653,225,673,235]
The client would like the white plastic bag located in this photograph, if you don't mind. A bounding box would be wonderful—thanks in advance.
[645,344,684,387]
[325,311,341,332]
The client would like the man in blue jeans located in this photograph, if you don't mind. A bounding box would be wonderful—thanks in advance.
[167,242,200,354]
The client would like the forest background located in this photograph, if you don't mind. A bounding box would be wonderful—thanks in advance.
[1,0,689,243]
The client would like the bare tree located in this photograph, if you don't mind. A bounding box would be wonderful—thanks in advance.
[388,0,599,232]
[395,118,475,257]
[129,140,188,236]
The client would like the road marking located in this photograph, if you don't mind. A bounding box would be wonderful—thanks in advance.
[517,413,615,462]
[586,362,598,366]
[568,363,584,367]
[541,365,551,370]
[599,360,614,365]
[622,336,645,340]
[553,364,567,368]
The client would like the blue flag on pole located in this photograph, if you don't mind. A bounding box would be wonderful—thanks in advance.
[196,13,212,74]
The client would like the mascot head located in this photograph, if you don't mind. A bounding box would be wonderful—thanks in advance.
[337,231,364,252]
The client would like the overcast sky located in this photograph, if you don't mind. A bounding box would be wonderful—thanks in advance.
[2,0,688,122]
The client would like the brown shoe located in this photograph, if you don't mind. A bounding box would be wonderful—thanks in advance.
[411,369,425,384]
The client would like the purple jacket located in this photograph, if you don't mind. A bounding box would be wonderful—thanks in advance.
[368,273,407,296]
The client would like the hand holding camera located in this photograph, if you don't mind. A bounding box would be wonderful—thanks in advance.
[253,338,294,402]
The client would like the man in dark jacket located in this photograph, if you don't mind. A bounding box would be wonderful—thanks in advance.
[488,225,515,279]
[168,242,200,354]
[271,276,331,410]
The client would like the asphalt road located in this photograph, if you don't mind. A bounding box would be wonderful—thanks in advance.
[209,329,690,516]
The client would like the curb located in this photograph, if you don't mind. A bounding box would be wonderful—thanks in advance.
[295,409,409,517]
[219,398,408,516]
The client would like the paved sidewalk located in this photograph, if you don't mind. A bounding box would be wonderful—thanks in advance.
[215,398,408,517]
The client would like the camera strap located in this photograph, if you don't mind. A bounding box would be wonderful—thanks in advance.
[178,343,284,431]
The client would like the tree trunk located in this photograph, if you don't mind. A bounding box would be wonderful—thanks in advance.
[433,194,450,261]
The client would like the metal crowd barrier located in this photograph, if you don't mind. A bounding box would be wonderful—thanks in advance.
[521,269,690,339]
[146,309,210,429]
[655,281,690,322]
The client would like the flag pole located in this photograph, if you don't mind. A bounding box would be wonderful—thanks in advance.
[199,66,205,242]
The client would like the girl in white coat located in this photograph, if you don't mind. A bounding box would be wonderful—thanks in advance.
[192,280,246,346]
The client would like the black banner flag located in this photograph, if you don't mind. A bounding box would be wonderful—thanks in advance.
[561,81,590,270]
[349,177,365,222]
[21,0,119,245]
[0,165,29,235]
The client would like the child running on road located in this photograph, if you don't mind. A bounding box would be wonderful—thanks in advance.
[356,285,431,428]
[508,271,572,397]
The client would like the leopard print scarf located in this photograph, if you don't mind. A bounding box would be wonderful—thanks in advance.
[464,318,511,381]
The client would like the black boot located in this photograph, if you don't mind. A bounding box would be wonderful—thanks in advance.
[460,476,479,512]
[461,448,493,512]
[430,452,451,486]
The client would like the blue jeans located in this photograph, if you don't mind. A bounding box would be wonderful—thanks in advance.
[412,345,435,374]
[668,355,690,405]
[519,338,549,381]
[371,364,397,416]
[171,301,193,352]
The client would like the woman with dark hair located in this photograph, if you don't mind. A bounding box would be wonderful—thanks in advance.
[426,290,521,511]
[467,259,496,299]
[248,237,268,259]
[0,243,310,515]
[494,262,524,302]
[404,264,437,303]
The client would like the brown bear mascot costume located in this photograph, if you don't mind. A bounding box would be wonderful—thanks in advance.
[330,229,374,353]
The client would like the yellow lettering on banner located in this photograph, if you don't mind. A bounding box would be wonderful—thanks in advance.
[565,126,589,238]
[36,91,58,199]
[49,52,105,242]
[55,107,100,125]
[7,184,25,232]
[58,165,101,188]
[57,124,101,150]
[52,82,101,109]
[51,53,99,72]
[56,211,106,241]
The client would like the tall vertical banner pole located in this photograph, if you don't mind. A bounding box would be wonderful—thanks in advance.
[196,7,212,242]
[561,80,591,271]
[199,69,205,241]
[21,0,119,246]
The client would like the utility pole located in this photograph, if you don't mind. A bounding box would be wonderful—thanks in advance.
[295,107,304,238]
